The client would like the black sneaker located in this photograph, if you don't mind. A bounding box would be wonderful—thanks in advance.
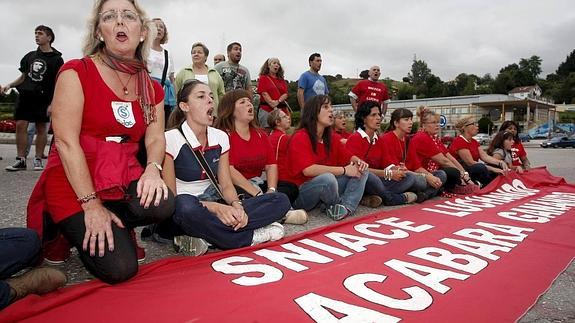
[5,157,26,171]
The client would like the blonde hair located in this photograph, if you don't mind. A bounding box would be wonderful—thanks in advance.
[259,57,284,79]
[416,105,438,123]
[152,18,168,44]
[455,116,475,133]
[82,0,153,64]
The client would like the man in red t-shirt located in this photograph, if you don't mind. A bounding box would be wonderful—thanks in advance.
[348,65,390,114]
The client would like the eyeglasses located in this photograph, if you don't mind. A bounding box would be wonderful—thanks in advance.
[465,122,478,127]
[99,9,140,24]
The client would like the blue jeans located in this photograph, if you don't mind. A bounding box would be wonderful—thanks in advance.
[0,228,41,310]
[173,192,290,249]
[294,172,368,214]
[365,172,407,205]
[412,170,448,198]
[382,172,418,194]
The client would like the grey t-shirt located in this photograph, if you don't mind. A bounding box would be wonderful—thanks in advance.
[492,148,512,166]
[214,61,251,92]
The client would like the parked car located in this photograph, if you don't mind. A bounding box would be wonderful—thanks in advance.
[518,133,531,142]
[473,133,491,145]
[540,136,575,148]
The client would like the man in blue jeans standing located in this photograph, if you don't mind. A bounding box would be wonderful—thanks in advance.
[0,227,66,310]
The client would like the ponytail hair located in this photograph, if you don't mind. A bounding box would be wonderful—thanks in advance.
[416,105,437,124]
[166,79,205,129]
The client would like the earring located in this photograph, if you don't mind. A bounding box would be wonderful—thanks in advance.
[99,36,104,42]
[140,37,144,42]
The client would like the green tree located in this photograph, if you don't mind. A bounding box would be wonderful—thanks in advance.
[519,55,542,80]
[556,49,575,77]
[407,59,431,87]
[478,117,493,134]
[396,83,415,100]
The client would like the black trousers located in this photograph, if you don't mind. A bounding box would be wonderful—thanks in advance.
[58,181,174,284]
[442,167,461,191]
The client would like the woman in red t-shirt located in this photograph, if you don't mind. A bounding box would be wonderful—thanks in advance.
[380,108,443,202]
[408,106,473,193]
[498,120,531,170]
[450,116,509,187]
[29,1,174,284]
[346,101,416,206]
[215,89,307,224]
[332,110,352,144]
[256,58,289,130]
[287,95,369,221]
[267,109,292,183]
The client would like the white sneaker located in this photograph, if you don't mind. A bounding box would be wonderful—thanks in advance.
[284,209,308,225]
[173,236,209,256]
[33,158,44,171]
[251,222,285,245]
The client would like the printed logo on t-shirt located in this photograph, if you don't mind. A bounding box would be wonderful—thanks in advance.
[312,79,326,95]
[111,101,136,128]
[28,58,47,82]
[221,66,247,92]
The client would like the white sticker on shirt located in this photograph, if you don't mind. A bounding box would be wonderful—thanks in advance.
[111,101,136,128]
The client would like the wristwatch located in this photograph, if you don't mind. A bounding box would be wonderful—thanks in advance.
[147,161,163,171]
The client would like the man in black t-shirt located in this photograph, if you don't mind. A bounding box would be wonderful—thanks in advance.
[1,25,63,171]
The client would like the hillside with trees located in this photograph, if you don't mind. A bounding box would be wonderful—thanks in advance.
[284,48,575,110]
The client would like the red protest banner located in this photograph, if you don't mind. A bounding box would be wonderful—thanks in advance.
[2,167,574,322]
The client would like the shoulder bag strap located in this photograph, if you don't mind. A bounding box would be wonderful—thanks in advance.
[160,49,169,87]
[266,76,293,114]
[276,133,286,160]
[177,124,224,199]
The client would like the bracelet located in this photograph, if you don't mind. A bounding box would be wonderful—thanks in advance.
[77,192,97,204]
[342,166,347,176]
[230,200,243,206]
[268,187,276,192]
[255,191,264,197]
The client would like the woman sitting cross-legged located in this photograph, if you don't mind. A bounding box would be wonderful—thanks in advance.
[287,95,369,221]
[214,89,307,225]
[406,106,473,195]
[162,80,291,254]
[380,108,441,203]
[450,116,509,187]
[345,101,417,207]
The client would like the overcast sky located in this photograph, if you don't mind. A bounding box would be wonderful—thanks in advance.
[1,0,574,86]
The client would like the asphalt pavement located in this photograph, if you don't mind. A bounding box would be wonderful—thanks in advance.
[0,139,573,322]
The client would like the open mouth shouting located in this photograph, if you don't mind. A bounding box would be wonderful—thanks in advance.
[116,31,128,42]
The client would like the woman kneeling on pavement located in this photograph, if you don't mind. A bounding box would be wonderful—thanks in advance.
[215,89,308,225]
[28,0,174,284]
[162,80,291,254]
[345,101,417,207]
[287,95,369,221]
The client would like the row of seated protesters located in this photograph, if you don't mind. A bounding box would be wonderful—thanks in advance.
[35,78,529,284]
[153,81,532,244]
[153,82,532,251]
